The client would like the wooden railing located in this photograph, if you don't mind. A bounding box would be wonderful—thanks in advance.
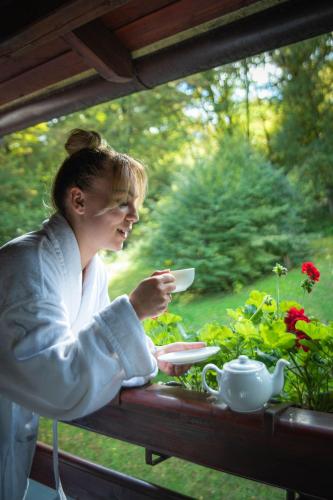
[31,383,333,499]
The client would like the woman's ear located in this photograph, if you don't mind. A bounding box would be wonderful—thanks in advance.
[69,187,86,214]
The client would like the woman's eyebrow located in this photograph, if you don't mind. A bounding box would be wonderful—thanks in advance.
[113,190,138,200]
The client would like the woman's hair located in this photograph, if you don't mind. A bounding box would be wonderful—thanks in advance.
[52,129,147,215]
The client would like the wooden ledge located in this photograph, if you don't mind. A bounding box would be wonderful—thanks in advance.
[31,442,191,499]
[68,383,333,498]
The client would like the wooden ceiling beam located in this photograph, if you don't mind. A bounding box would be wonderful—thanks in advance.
[0,0,131,61]
[112,0,263,51]
[0,38,69,84]
[101,0,176,31]
[0,51,89,107]
[63,19,133,83]
[1,0,332,136]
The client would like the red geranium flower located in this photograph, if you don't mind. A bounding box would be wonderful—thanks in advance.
[302,262,320,282]
[285,307,310,351]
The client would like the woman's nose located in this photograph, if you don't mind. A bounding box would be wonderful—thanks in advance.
[127,203,139,223]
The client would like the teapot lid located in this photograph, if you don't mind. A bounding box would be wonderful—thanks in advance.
[225,355,263,372]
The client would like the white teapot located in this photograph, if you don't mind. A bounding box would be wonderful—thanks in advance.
[202,355,290,413]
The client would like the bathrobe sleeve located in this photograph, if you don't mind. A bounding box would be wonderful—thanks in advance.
[0,292,157,421]
[98,263,159,387]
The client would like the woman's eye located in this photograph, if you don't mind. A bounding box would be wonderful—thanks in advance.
[119,202,129,208]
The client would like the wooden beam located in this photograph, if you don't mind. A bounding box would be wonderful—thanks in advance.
[0,78,143,135]
[0,51,89,107]
[31,442,192,500]
[101,0,176,31]
[69,384,333,498]
[0,38,69,85]
[112,0,264,51]
[64,19,133,83]
[0,0,131,61]
[1,0,333,136]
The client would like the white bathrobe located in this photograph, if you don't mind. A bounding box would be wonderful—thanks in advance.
[0,213,157,500]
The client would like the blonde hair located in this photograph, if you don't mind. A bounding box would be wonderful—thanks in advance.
[52,129,147,215]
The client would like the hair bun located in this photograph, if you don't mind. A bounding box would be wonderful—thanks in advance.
[65,129,102,155]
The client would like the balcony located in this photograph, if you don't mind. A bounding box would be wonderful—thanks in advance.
[30,383,333,499]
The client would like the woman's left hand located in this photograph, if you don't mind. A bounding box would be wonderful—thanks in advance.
[155,342,206,377]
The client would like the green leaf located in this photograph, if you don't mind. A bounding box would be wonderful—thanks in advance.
[259,321,295,349]
[226,307,243,320]
[234,319,258,338]
[159,311,183,325]
[199,323,234,344]
[280,300,303,313]
[246,290,265,308]
[295,320,332,341]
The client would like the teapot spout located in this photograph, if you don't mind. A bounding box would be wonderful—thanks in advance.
[271,359,290,396]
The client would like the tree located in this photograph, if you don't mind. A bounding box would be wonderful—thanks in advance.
[144,136,306,294]
[270,34,333,219]
[0,124,54,245]
[0,81,196,244]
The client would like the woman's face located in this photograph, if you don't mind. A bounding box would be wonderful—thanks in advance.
[74,176,140,252]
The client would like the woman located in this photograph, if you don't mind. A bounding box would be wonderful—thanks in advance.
[0,129,204,499]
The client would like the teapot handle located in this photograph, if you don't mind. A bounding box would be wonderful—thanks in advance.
[202,363,222,396]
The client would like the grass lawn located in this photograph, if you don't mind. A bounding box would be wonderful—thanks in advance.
[169,240,333,329]
[38,237,332,498]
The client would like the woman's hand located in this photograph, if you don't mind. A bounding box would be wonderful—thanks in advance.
[155,341,206,377]
[129,270,176,320]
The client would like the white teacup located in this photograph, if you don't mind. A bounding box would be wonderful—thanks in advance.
[171,268,195,292]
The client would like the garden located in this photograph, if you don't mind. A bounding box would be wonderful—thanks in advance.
[1,32,333,499]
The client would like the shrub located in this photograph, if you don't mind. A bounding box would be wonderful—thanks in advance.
[145,137,306,293]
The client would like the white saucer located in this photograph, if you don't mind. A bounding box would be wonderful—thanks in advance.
[157,346,220,365]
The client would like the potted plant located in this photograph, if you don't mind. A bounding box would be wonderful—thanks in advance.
[144,262,333,412]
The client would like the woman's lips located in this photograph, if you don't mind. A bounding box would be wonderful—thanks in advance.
[117,228,128,239]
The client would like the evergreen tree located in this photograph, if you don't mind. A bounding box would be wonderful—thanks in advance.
[145,136,306,293]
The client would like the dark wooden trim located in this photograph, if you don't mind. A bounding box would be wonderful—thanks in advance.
[135,0,333,89]
[64,19,133,82]
[0,0,260,104]
[0,51,88,107]
[101,0,177,31]
[31,441,192,500]
[1,0,333,135]
[0,0,131,60]
[111,0,263,51]
[0,77,144,134]
[68,384,333,499]
[0,38,70,84]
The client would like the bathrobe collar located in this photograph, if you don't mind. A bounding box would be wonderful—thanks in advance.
[43,212,82,279]
[42,213,83,325]
[42,213,101,333]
